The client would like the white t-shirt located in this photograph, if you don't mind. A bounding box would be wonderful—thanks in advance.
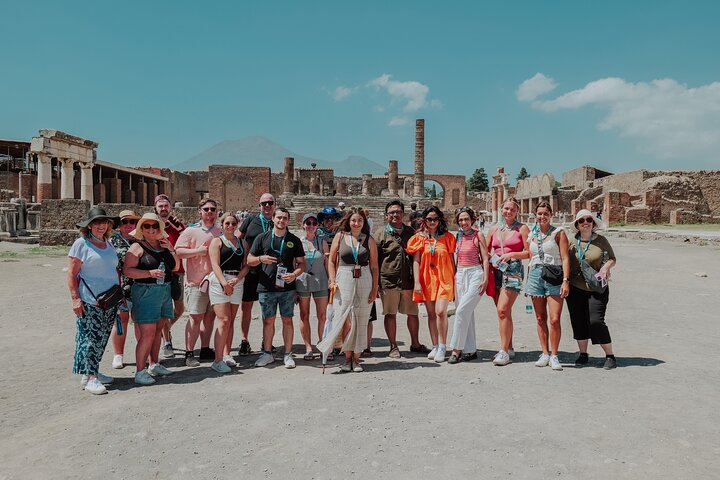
[68,237,119,305]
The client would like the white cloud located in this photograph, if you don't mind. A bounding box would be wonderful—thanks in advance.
[516,73,557,101]
[331,85,358,101]
[368,74,435,112]
[519,75,720,159]
[388,116,409,127]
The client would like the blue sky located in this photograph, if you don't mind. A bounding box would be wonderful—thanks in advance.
[2,1,719,181]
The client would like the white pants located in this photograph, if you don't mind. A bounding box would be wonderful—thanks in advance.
[450,265,484,352]
[318,265,373,355]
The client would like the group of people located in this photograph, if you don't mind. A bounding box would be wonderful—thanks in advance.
[68,192,618,395]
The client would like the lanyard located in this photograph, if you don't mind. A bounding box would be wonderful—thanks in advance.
[428,232,438,257]
[385,224,403,236]
[221,233,244,257]
[533,225,553,261]
[259,215,271,232]
[576,234,592,262]
[455,230,474,253]
[303,236,319,263]
[350,234,363,264]
[271,231,286,257]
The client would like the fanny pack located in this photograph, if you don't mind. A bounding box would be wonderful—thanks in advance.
[80,278,124,310]
[580,260,607,293]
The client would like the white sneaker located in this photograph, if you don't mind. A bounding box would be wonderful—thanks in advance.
[134,369,156,385]
[161,343,175,359]
[255,352,275,367]
[493,350,511,366]
[211,361,232,373]
[112,354,124,369]
[223,355,237,367]
[508,348,516,359]
[284,353,296,369]
[535,353,550,367]
[148,363,173,377]
[549,355,563,371]
[427,345,438,360]
[84,378,107,395]
[434,345,447,363]
[82,372,114,386]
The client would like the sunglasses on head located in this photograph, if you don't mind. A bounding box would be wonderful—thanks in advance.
[576,217,593,225]
[121,219,137,225]
[202,207,217,212]
[142,223,160,230]
[260,201,275,207]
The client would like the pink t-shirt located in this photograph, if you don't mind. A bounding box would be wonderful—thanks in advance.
[176,224,221,286]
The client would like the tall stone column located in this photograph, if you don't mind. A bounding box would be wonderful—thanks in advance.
[137,180,148,205]
[149,181,159,206]
[60,159,75,199]
[388,160,398,195]
[36,154,53,202]
[413,119,425,197]
[79,162,94,202]
[362,174,372,195]
[283,157,294,194]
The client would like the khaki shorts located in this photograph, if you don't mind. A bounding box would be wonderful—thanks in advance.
[184,284,212,315]
[380,288,418,316]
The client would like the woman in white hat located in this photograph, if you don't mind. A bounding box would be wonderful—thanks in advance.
[109,210,141,369]
[566,209,618,369]
[123,213,179,385]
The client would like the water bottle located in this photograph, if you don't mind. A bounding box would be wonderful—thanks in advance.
[525,295,533,315]
[157,262,165,285]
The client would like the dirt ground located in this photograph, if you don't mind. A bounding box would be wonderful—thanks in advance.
[1,236,719,479]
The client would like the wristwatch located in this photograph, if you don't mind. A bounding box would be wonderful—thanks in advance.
[562,278,570,283]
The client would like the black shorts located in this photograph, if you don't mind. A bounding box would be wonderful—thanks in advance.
[242,271,260,302]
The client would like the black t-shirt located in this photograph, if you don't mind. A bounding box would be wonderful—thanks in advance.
[250,229,305,292]
[239,213,273,249]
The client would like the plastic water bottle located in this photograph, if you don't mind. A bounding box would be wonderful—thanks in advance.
[157,262,165,285]
[525,295,533,315]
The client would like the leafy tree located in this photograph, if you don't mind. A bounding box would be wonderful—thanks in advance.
[425,184,438,199]
[466,168,489,192]
[516,167,530,181]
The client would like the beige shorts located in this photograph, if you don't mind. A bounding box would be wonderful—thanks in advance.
[184,284,212,315]
[380,288,418,316]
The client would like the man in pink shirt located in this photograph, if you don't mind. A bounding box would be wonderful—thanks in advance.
[175,198,221,366]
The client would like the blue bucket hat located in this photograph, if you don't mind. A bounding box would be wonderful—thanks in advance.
[317,206,339,222]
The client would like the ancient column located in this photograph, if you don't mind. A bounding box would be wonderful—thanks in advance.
[337,181,348,196]
[36,154,53,202]
[60,159,75,199]
[283,157,294,194]
[362,174,372,195]
[149,181,159,206]
[388,160,399,195]
[413,119,425,197]
[79,162,94,202]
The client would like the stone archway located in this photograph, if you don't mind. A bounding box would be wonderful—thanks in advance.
[424,174,466,210]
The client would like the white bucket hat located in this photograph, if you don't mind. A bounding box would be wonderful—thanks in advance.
[570,209,601,235]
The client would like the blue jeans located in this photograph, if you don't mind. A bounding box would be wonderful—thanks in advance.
[525,265,562,297]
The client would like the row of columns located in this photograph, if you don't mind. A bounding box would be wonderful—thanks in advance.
[37,154,93,202]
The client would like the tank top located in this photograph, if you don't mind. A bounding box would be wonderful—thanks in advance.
[219,236,245,271]
[136,242,175,283]
[491,223,524,256]
[456,231,481,266]
[339,233,370,266]
[529,226,562,267]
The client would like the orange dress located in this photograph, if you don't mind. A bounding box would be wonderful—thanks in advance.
[406,232,456,302]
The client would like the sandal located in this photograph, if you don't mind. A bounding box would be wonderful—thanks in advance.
[410,344,431,354]
[303,351,314,361]
[388,346,401,359]
[448,353,460,364]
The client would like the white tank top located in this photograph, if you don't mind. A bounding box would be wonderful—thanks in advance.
[529,226,562,267]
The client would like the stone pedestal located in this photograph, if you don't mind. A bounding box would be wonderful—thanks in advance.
[149,182,159,206]
[94,183,106,203]
[362,174,372,196]
[137,181,148,205]
[80,163,93,202]
[37,155,53,202]
[106,178,122,203]
[60,159,75,199]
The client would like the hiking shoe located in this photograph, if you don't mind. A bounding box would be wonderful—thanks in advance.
[223,355,237,367]
[255,352,275,367]
[603,356,617,370]
[388,346,401,359]
[185,351,200,367]
[134,369,156,386]
[461,352,478,362]
[199,347,215,360]
[427,345,438,360]
[112,354,124,369]
[493,350,511,366]
[549,355,563,371]
[434,345,447,363]
[211,361,232,374]
[148,363,173,377]
[535,353,550,367]
[161,342,175,358]
[284,353,296,369]
[575,353,589,367]
[448,353,460,364]
[239,339,251,355]
[84,378,107,395]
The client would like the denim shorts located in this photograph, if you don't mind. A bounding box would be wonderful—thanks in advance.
[525,264,562,297]
[493,259,524,294]
[258,290,296,319]
[131,282,174,324]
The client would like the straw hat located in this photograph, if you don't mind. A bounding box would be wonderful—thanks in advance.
[76,207,119,229]
[130,213,168,240]
[570,209,601,235]
[118,209,141,221]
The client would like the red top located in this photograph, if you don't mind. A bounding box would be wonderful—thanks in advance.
[491,223,524,256]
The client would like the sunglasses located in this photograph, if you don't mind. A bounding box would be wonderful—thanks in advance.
[142,223,160,230]
[425,217,439,223]
[305,221,318,226]
[121,219,137,225]
[576,217,594,225]
[201,207,217,212]
[260,201,275,207]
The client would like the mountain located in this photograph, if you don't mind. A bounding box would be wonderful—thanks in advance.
[172,136,387,176]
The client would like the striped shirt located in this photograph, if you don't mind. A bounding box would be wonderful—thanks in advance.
[456,231,481,266]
